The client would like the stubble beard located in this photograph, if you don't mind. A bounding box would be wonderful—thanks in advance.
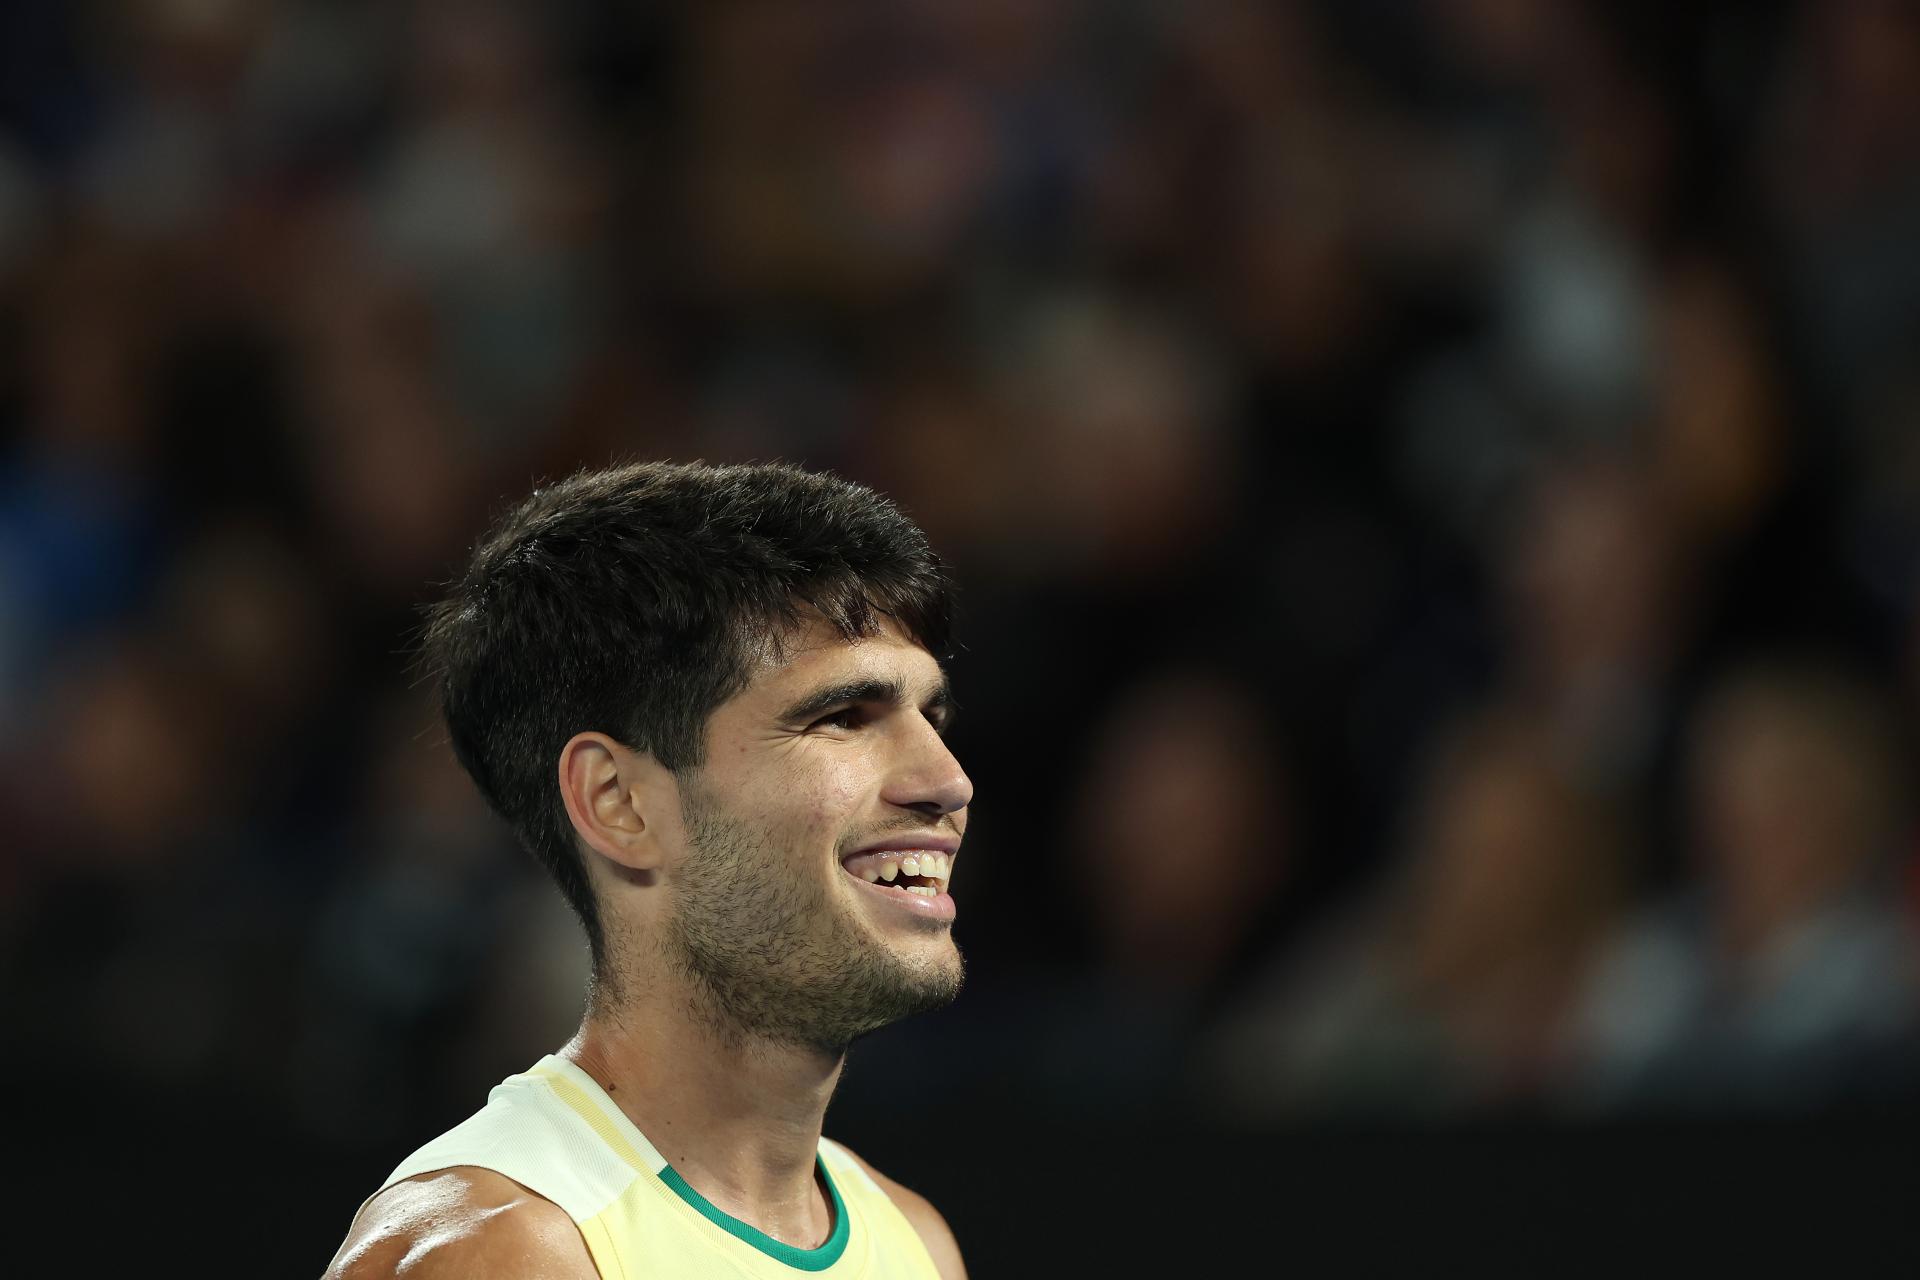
[665,782,963,1057]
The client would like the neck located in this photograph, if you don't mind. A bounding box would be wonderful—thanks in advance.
[561,996,844,1249]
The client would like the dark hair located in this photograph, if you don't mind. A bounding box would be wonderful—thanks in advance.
[421,460,955,976]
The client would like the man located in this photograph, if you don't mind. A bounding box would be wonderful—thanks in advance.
[326,462,972,1278]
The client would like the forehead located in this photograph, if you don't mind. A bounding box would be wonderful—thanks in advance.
[735,615,945,708]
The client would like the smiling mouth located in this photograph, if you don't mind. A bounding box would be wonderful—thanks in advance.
[840,849,953,898]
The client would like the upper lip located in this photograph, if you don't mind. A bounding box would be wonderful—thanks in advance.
[846,833,960,857]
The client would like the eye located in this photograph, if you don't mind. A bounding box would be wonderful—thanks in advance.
[810,705,869,732]
[925,700,957,736]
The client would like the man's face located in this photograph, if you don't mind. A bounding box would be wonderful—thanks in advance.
[661,616,972,1054]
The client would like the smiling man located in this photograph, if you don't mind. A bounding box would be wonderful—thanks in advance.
[325,462,972,1278]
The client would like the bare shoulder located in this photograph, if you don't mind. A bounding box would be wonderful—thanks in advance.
[323,1167,598,1279]
[832,1144,968,1280]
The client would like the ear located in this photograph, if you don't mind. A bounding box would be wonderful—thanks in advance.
[558,731,677,874]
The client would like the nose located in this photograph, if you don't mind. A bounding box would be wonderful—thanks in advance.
[883,715,973,818]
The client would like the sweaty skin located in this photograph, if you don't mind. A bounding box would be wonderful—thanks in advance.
[326,618,972,1278]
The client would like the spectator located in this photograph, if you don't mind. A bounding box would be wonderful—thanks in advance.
[1568,660,1920,1108]
[1198,708,1631,1118]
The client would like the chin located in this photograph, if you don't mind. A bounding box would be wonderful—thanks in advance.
[799,954,964,1056]
[897,940,965,1006]
[870,933,965,1002]
[876,926,961,979]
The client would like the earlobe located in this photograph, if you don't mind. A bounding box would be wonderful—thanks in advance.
[558,732,661,871]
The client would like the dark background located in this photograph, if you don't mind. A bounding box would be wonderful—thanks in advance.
[4,0,1919,1270]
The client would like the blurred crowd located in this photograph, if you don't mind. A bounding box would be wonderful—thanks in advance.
[5,0,1920,1159]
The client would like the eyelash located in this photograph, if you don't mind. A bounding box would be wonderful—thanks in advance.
[808,706,952,734]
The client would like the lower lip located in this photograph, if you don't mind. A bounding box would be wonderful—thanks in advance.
[845,869,957,922]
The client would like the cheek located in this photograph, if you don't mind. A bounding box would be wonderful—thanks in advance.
[732,750,877,848]
[804,757,872,838]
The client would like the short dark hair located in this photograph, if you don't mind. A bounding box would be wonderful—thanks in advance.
[422,461,955,975]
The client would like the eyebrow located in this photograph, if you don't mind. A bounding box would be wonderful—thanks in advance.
[776,675,956,726]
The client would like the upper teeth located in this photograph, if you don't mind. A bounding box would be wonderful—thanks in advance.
[852,851,951,885]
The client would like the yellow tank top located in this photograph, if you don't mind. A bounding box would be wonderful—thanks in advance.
[362,1054,942,1279]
